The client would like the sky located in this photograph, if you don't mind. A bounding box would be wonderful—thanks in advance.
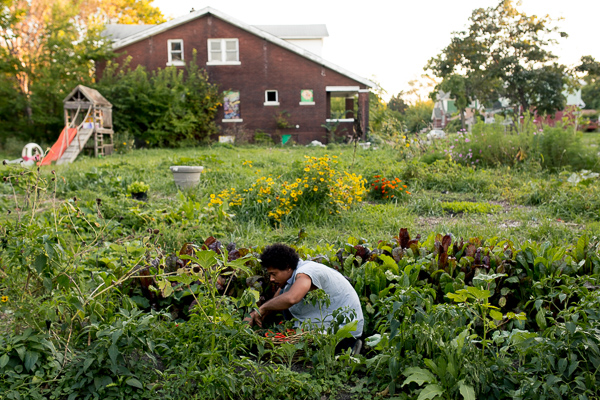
[150,0,600,102]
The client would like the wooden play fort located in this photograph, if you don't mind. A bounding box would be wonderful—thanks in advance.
[41,85,114,165]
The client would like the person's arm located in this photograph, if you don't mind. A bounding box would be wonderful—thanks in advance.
[248,274,312,327]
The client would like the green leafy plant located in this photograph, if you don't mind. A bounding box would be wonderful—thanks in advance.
[441,201,502,215]
[127,181,149,194]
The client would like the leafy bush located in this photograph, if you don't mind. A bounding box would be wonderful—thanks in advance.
[207,155,367,223]
[127,181,149,194]
[534,126,599,171]
[438,118,599,171]
[95,52,220,147]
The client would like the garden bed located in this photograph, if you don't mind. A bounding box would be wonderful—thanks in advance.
[1,144,600,399]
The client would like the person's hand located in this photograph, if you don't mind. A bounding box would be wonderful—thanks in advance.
[244,309,263,327]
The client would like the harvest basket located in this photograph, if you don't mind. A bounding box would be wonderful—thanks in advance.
[258,328,313,364]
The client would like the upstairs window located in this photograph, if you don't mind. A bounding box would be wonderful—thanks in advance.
[208,39,240,65]
[264,90,279,106]
[167,39,184,66]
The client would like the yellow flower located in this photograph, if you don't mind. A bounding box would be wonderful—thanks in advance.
[1,296,7,302]
[210,194,215,199]
[304,167,310,172]
[406,143,410,147]
[313,186,318,191]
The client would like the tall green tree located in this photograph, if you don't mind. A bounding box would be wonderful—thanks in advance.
[95,52,221,147]
[0,0,164,143]
[577,55,600,110]
[427,0,569,120]
[388,91,408,114]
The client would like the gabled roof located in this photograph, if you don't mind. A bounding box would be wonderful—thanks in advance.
[109,7,373,88]
[64,85,112,107]
[102,24,154,41]
[253,24,328,39]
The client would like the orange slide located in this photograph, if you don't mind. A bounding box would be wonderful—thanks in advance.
[39,127,78,166]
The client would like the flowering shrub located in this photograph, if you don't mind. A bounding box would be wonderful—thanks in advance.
[369,175,411,200]
[208,155,367,223]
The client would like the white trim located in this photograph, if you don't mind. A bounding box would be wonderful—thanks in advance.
[167,39,184,65]
[222,118,243,123]
[264,90,278,104]
[358,89,370,93]
[299,102,315,106]
[110,7,375,89]
[326,118,354,122]
[326,86,360,92]
[166,61,185,66]
[206,61,241,66]
[208,38,239,65]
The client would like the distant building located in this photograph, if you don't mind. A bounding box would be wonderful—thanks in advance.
[431,91,480,129]
[99,7,373,144]
[432,87,588,129]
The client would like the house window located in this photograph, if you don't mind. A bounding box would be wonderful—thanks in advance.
[167,39,184,66]
[223,91,242,122]
[264,90,279,106]
[207,39,240,65]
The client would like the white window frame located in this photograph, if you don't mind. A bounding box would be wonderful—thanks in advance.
[207,38,241,65]
[264,90,279,106]
[167,39,185,66]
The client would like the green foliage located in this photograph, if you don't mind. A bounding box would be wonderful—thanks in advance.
[127,181,149,194]
[2,146,600,399]
[436,118,599,172]
[577,55,600,110]
[0,2,115,144]
[404,100,434,134]
[427,0,569,116]
[95,52,220,147]
[441,201,502,215]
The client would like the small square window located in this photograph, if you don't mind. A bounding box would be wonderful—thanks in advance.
[264,90,279,105]
[167,39,184,66]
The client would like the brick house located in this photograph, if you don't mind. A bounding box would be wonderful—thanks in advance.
[99,7,373,144]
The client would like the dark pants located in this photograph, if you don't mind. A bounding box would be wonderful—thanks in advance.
[335,337,358,354]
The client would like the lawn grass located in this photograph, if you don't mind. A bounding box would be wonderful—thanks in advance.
[2,143,600,399]
[5,143,593,250]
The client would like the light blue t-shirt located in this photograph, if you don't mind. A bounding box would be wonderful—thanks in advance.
[282,260,364,338]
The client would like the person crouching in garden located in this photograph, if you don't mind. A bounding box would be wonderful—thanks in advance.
[247,243,364,352]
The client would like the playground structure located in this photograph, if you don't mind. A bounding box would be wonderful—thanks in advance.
[40,85,114,165]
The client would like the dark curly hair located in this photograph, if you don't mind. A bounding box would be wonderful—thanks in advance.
[260,243,299,271]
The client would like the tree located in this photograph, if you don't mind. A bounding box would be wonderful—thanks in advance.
[0,0,164,142]
[94,52,221,146]
[577,55,600,110]
[404,100,434,134]
[388,91,408,114]
[427,0,569,119]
